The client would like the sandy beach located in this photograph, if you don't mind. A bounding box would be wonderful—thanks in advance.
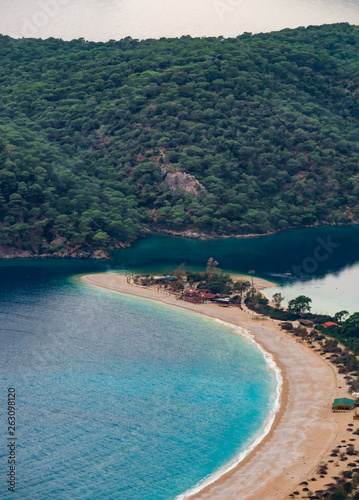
[81,272,356,500]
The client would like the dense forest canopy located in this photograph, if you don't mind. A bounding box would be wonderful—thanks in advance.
[1,23,359,255]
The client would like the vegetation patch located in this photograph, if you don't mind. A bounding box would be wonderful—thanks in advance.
[1,23,359,254]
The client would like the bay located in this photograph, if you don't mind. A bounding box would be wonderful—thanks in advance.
[264,266,359,316]
[1,0,359,41]
[111,225,359,315]
[0,259,277,499]
[0,225,358,498]
[112,225,358,278]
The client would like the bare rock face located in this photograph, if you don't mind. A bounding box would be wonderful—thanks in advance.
[91,249,109,259]
[0,248,33,259]
[50,235,67,247]
[163,172,205,195]
[0,243,111,260]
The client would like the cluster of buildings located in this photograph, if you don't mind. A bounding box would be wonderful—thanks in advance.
[178,289,231,306]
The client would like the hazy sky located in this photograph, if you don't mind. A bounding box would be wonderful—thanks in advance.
[0,0,359,41]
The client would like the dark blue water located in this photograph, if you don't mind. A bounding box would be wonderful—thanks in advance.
[112,226,359,282]
[113,226,359,315]
[1,225,358,498]
[0,262,277,499]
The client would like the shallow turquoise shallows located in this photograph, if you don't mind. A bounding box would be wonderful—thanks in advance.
[1,225,358,498]
[0,262,277,500]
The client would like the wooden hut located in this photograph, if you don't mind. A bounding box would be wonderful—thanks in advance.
[332,398,355,411]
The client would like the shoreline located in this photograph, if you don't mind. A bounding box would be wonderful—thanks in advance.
[80,272,353,500]
[150,221,359,242]
[1,222,359,261]
[177,319,283,500]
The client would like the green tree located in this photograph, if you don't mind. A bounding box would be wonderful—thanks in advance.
[233,280,250,297]
[343,482,353,495]
[330,492,345,500]
[206,273,232,295]
[206,257,219,274]
[345,313,359,329]
[287,295,312,316]
[334,310,349,324]
[272,292,285,309]
[92,231,110,247]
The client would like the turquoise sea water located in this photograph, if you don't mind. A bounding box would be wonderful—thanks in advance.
[1,225,358,498]
[0,262,277,499]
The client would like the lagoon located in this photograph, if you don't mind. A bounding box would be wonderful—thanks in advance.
[112,226,359,315]
[0,225,358,498]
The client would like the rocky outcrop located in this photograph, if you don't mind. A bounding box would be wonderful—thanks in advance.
[0,248,34,259]
[0,238,131,260]
[48,247,110,259]
[150,228,211,240]
[0,247,111,260]
[163,172,205,195]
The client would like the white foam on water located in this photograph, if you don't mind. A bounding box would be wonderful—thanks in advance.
[176,318,282,500]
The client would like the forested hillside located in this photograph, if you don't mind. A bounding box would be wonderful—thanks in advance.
[1,23,359,256]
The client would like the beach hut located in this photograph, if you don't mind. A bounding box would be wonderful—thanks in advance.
[332,398,355,411]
